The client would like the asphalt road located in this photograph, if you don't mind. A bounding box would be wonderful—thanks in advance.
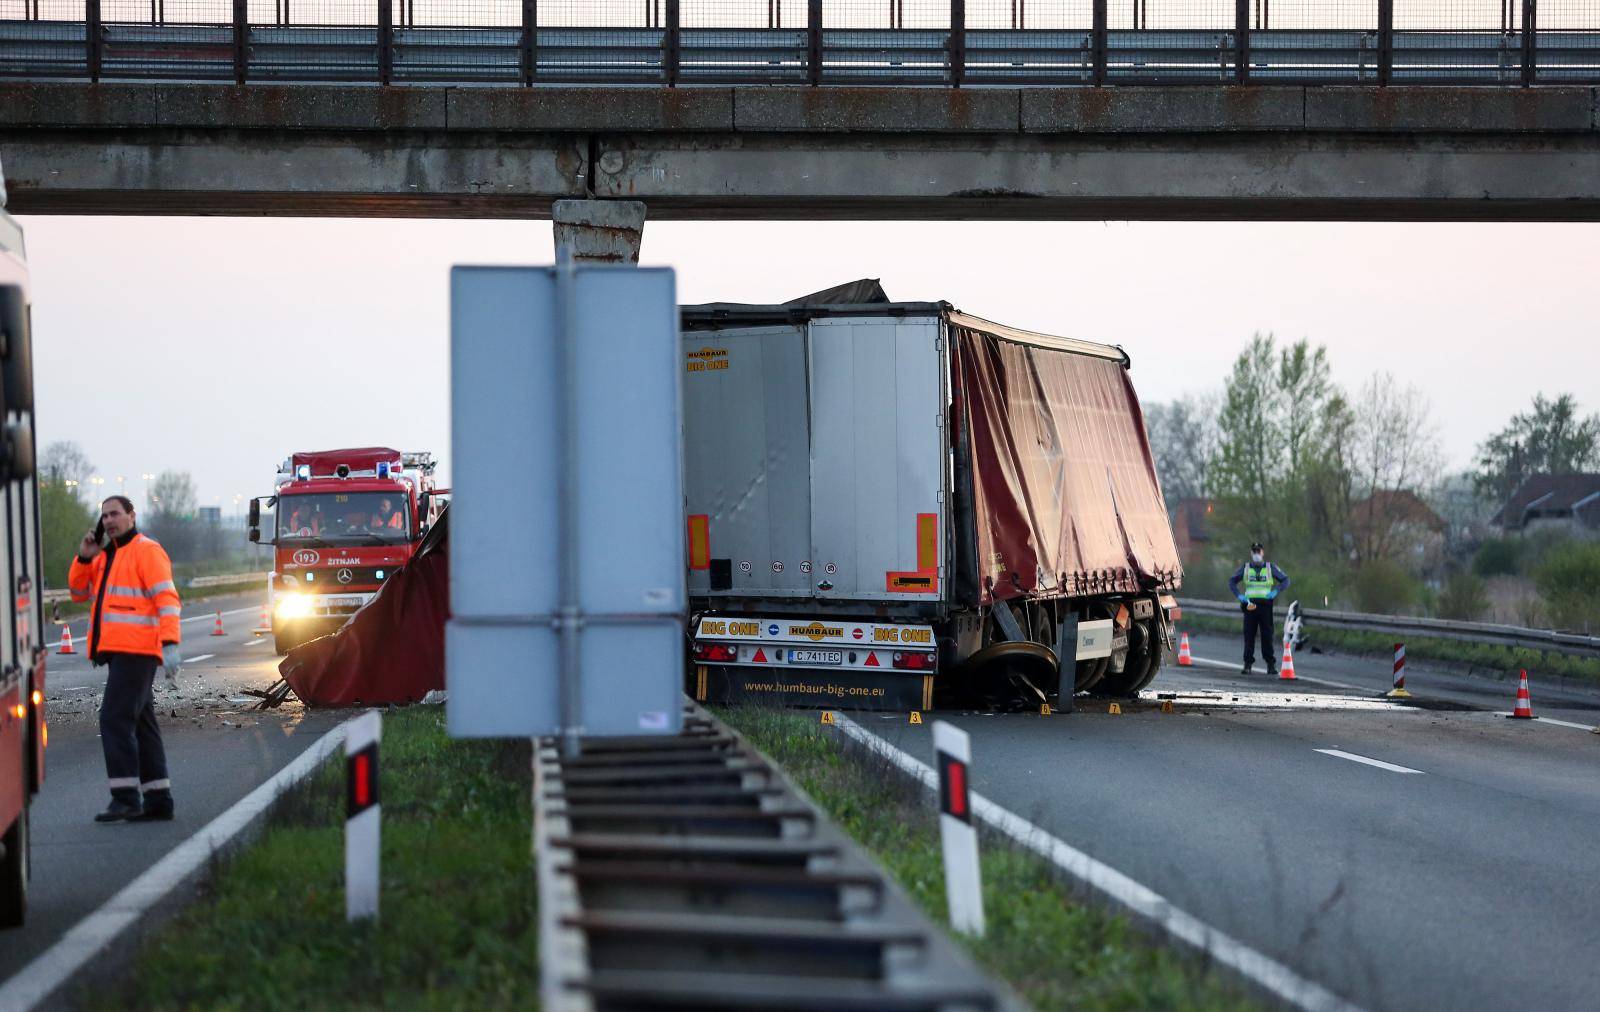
[854,631,1600,1012]
[0,591,346,992]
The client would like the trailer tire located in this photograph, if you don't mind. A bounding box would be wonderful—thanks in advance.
[0,804,29,928]
[1092,618,1158,698]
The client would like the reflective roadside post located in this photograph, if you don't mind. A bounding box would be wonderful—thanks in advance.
[345,709,381,922]
[933,720,985,937]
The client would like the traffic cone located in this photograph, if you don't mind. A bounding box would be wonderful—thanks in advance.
[1508,670,1533,719]
[1176,632,1193,666]
[253,604,272,636]
[1278,640,1297,680]
[56,625,75,655]
[211,611,227,637]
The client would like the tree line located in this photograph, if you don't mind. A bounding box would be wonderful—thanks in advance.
[1146,334,1600,631]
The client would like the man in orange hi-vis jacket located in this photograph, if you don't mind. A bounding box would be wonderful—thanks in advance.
[68,495,182,823]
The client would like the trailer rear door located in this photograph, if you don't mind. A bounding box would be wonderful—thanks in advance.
[807,316,945,603]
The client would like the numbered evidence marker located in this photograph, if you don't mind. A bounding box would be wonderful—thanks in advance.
[346,710,382,922]
[909,711,923,725]
[933,720,985,937]
[820,711,835,725]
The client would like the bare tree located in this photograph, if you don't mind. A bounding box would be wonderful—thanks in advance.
[41,441,95,500]
[1347,373,1444,566]
[1145,390,1221,504]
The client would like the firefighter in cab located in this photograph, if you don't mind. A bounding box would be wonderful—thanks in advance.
[1228,541,1290,676]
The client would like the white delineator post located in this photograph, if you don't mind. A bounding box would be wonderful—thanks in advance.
[933,720,985,937]
[346,710,382,922]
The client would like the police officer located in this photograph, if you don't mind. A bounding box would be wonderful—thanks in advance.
[68,496,183,823]
[1228,541,1290,676]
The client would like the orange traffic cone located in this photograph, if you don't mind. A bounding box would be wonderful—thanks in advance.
[211,610,227,637]
[253,604,272,636]
[56,625,75,655]
[1177,632,1193,666]
[1508,669,1533,719]
[1278,640,1297,680]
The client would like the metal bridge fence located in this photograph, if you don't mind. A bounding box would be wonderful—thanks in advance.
[0,0,1596,84]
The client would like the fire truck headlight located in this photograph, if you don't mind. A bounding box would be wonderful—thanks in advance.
[275,594,313,620]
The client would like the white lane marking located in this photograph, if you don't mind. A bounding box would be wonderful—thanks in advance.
[1314,749,1424,774]
[242,638,268,647]
[1492,713,1599,732]
[1188,654,1370,693]
[835,715,1362,1012]
[182,653,215,664]
[0,714,359,1012]
[181,605,260,625]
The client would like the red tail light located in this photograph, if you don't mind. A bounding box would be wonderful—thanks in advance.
[694,643,738,663]
[891,651,934,671]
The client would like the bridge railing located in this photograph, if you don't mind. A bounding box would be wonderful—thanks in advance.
[0,0,1595,84]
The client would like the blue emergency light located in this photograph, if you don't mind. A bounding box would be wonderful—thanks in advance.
[377,462,390,478]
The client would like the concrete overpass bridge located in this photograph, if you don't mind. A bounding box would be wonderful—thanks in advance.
[1,2,1598,221]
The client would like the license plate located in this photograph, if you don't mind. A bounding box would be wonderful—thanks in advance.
[321,596,364,609]
[790,649,842,665]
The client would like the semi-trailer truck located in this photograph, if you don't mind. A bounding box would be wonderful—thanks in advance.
[682,288,1182,711]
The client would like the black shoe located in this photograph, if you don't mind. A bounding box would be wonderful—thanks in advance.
[1240,665,1254,676]
[1267,667,1279,677]
[94,795,144,823]
[131,789,174,822]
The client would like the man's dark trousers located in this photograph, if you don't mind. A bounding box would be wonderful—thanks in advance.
[100,653,168,798]
[1242,601,1277,671]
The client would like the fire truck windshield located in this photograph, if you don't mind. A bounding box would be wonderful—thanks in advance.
[277,492,410,544]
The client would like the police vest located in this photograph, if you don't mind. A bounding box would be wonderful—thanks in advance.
[1243,564,1275,599]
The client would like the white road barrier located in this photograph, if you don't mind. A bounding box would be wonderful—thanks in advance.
[345,710,382,922]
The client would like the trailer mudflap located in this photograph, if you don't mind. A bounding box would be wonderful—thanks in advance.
[693,664,933,712]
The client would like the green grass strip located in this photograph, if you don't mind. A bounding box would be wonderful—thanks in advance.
[719,705,1260,1012]
[1179,612,1600,684]
[93,708,538,1012]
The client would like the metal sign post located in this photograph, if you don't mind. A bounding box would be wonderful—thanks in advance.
[446,262,684,744]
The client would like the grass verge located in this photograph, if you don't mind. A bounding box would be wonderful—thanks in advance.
[1179,611,1600,684]
[719,705,1260,1012]
[91,708,538,1011]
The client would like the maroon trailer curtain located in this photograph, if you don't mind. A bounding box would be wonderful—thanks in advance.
[278,508,450,707]
[950,315,1182,606]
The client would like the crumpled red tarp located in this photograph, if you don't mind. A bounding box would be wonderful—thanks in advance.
[949,314,1182,605]
[278,507,449,707]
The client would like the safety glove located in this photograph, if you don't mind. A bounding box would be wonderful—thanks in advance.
[161,643,184,690]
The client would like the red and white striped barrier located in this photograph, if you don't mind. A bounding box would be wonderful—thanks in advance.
[346,710,382,921]
[933,720,985,938]
[1387,643,1411,698]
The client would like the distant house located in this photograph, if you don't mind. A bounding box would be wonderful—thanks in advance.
[1170,498,1215,566]
[1491,474,1600,538]
[1350,490,1448,571]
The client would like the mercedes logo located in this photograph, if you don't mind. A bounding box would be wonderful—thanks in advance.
[337,568,354,584]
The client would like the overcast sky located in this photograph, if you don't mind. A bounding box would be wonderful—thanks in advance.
[16,215,1600,513]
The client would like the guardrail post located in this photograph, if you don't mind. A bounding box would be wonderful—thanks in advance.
[520,0,536,85]
[377,0,393,86]
[1377,0,1393,84]
[1234,0,1249,82]
[86,0,102,82]
[808,0,822,86]
[1521,0,1536,85]
[232,0,248,83]
[664,0,680,86]
[1091,0,1107,86]
[949,0,965,86]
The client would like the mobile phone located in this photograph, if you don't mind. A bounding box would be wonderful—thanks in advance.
[93,519,106,545]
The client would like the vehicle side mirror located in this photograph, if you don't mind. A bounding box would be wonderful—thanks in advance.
[0,422,32,482]
[248,496,275,545]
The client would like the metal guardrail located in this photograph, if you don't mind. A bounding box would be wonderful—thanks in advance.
[534,703,1019,1011]
[0,1,1596,86]
[39,570,266,605]
[1181,597,1600,660]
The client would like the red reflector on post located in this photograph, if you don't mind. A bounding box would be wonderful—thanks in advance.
[354,753,371,808]
[947,762,966,817]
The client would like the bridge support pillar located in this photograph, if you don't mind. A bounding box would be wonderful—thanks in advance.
[552,200,646,265]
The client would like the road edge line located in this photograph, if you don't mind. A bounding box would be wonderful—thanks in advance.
[0,714,358,1011]
[834,714,1363,1012]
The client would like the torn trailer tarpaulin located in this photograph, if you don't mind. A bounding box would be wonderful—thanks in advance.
[278,506,449,706]
[949,313,1182,605]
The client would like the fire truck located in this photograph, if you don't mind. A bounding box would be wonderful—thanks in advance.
[0,159,47,927]
[249,448,446,653]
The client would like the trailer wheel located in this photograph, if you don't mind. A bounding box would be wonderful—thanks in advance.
[1092,617,1158,698]
[0,804,29,928]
